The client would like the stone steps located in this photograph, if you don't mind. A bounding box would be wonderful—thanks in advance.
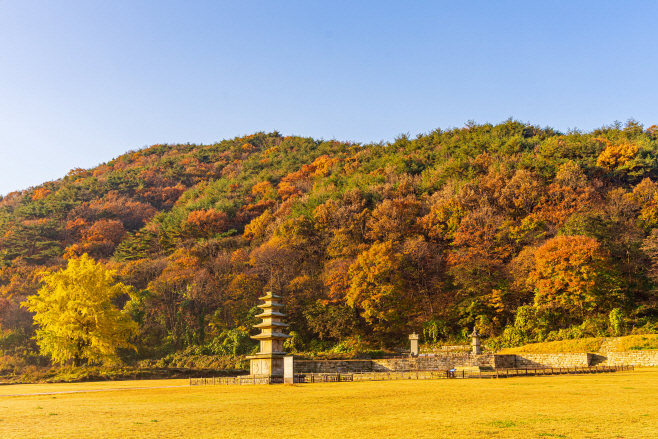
[597,337,622,353]
[589,337,624,366]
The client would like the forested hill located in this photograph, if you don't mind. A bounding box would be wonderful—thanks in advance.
[3,119,658,358]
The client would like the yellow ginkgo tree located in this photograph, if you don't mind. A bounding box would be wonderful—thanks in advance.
[22,254,137,366]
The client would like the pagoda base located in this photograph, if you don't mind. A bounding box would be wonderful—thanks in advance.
[247,353,286,377]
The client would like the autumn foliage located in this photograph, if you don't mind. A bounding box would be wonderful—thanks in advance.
[183,208,229,239]
[529,235,619,317]
[21,254,137,366]
[2,119,658,365]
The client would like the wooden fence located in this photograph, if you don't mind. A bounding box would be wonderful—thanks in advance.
[189,365,634,386]
[346,365,634,381]
[190,376,284,385]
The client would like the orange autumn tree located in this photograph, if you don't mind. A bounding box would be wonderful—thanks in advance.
[251,181,275,199]
[418,199,467,242]
[347,241,409,337]
[146,248,202,346]
[528,235,621,318]
[182,208,229,239]
[31,187,51,201]
[367,196,422,242]
[63,219,127,259]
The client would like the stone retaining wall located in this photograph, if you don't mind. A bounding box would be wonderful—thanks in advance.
[493,355,516,369]
[293,348,658,373]
[372,354,496,371]
[295,354,497,373]
[599,350,658,367]
[294,360,374,374]
[511,353,592,368]
[293,352,613,373]
[420,346,470,353]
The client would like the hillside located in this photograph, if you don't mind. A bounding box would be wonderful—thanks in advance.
[2,119,658,365]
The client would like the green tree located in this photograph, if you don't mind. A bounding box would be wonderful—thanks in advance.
[22,254,137,366]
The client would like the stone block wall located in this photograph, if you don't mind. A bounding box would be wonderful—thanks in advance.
[294,360,373,374]
[493,355,516,369]
[293,350,658,373]
[511,353,592,368]
[372,354,496,371]
[599,350,658,367]
[294,354,497,373]
[420,345,470,353]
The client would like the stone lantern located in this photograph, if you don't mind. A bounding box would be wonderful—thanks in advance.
[247,292,291,377]
[409,333,419,357]
[469,326,481,355]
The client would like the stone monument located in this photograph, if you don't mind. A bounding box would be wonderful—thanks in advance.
[409,332,419,356]
[247,291,291,377]
[470,326,481,355]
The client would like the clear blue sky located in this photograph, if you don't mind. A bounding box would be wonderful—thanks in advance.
[1,1,657,196]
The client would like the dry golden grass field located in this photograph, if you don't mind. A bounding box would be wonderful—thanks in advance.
[497,334,658,354]
[1,369,658,439]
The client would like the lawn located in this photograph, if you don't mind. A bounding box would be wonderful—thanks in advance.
[1,369,657,438]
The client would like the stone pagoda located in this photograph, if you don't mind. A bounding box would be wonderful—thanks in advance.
[247,291,291,377]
